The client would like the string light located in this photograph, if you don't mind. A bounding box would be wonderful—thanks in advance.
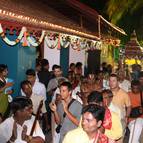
[0,9,100,40]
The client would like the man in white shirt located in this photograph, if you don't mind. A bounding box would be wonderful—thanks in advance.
[118,71,131,92]
[20,80,47,115]
[0,96,45,143]
[26,69,47,100]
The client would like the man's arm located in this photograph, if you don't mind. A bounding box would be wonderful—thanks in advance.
[64,109,79,126]
[126,105,131,124]
[62,100,81,126]
[49,102,61,124]
[22,122,45,143]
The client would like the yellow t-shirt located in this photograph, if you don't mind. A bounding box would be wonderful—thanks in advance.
[105,111,123,140]
[62,127,90,143]
[112,89,131,118]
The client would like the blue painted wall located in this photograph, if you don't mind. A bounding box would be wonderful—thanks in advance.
[0,31,36,98]
[60,46,69,77]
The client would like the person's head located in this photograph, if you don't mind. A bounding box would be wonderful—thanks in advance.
[21,80,32,98]
[109,74,119,90]
[118,71,125,81]
[26,69,36,84]
[107,64,112,74]
[60,81,72,100]
[139,72,143,86]
[87,91,103,106]
[81,104,105,135]
[10,96,33,120]
[67,71,75,82]
[102,89,113,107]
[41,59,49,70]
[0,64,8,77]
[69,63,75,72]
[53,65,62,77]
[57,77,69,87]
[75,62,82,75]
[131,80,140,94]
[76,62,82,68]
[80,79,91,98]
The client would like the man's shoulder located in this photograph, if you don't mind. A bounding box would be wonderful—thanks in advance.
[66,127,87,138]
[31,93,44,100]
[0,117,14,129]
[118,88,128,95]
[34,81,45,88]
[73,99,82,105]
[70,99,82,108]
[63,128,88,143]
[68,127,85,134]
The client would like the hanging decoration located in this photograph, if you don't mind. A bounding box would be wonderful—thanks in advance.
[21,30,45,47]
[101,43,108,57]
[44,33,59,49]
[79,39,88,50]
[0,23,45,47]
[0,23,102,50]
[60,34,70,48]
[0,24,27,46]
[103,38,120,47]
[70,37,80,51]
[22,32,29,47]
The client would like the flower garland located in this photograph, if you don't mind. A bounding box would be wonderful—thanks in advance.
[0,23,45,47]
[79,39,88,50]
[26,30,45,47]
[0,23,101,50]
[70,38,81,51]
[60,35,70,48]
[44,35,58,49]
[0,24,27,46]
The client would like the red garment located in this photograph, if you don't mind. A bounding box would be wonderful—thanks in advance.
[98,132,116,143]
[98,132,109,143]
[102,108,112,130]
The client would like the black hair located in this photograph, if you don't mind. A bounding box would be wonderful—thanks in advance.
[131,80,140,87]
[82,104,105,122]
[0,64,8,73]
[69,63,75,68]
[102,89,113,98]
[20,80,31,89]
[109,73,118,80]
[26,69,36,76]
[10,96,32,115]
[87,91,103,104]
[75,62,82,68]
[52,65,61,71]
[41,59,49,69]
[52,64,58,71]
[60,81,72,91]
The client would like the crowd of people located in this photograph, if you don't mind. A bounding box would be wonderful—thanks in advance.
[0,59,143,143]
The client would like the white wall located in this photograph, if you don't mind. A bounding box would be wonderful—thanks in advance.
[44,41,86,73]
[44,40,60,71]
[69,46,86,74]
